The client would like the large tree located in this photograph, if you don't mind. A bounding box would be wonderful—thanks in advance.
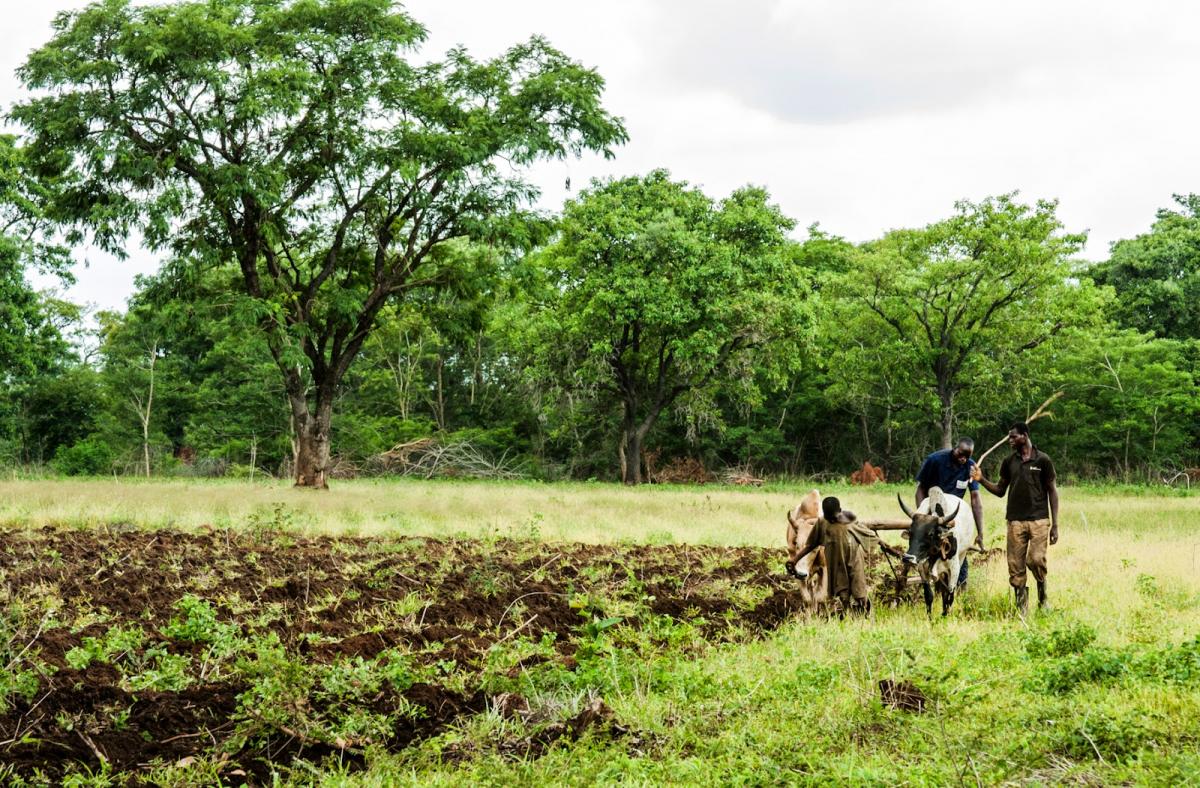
[0,136,71,384]
[0,135,77,462]
[523,171,812,484]
[14,0,625,487]
[829,195,1106,450]
[1088,194,1200,341]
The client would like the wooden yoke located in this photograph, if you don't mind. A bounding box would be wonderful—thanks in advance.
[858,518,911,531]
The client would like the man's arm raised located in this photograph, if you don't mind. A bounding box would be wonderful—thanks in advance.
[971,462,1008,498]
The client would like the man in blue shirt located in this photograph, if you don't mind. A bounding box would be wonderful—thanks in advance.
[914,438,985,587]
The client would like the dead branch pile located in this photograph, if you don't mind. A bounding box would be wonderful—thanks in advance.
[649,456,714,485]
[721,465,765,487]
[373,438,438,473]
[850,461,886,485]
[370,438,525,480]
[1161,467,1200,488]
[328,456,362,480]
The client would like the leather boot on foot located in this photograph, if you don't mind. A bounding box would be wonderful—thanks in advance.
[1037,580,1048,609]
[1014,586,1029,617]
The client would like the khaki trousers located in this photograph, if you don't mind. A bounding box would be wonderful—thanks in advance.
[1007,519,1050,588]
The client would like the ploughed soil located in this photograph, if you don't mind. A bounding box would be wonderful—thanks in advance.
[0,524,894,783]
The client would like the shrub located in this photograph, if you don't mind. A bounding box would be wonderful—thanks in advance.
[51,436,115,476]
[1024,621,1098,658]
[1063,710,1160,764]
[164,595,237,645]
[1143,635,1200,684]
[0,666,39,714]
[127,648,192,691]
[1037,647,1131,694]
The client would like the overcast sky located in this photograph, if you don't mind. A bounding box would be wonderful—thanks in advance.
[5,0,1200,313]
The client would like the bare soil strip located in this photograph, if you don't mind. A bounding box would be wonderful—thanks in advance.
[0,525,893,781]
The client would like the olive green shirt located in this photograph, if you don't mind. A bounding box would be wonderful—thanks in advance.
[999,447,1056,521]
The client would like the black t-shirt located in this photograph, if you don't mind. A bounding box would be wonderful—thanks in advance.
[999,447,1056,521]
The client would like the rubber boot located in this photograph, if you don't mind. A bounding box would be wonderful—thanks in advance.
[1014,586,1029,617]
[1037,580,1048,609]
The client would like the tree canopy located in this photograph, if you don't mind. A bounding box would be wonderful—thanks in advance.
[0,3,1196,484]
[522,171,812,483]
[14,0,626,486]
[826,195,1107,450]
[1089,194,1200,340]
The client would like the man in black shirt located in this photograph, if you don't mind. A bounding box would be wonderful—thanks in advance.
[972,421,1060,616]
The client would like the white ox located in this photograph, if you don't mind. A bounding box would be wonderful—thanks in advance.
[898,486,975,617]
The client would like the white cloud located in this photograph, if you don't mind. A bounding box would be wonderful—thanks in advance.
[643,0,1199,123]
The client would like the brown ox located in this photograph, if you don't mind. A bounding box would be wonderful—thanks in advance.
[786,489,828,608]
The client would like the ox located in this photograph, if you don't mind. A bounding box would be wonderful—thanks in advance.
[785,489,828,608]
[897,487,974,617]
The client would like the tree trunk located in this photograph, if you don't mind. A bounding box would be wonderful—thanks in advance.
[470,331,484,406]
[430,356,446,431]
[938,390,954,450]
[1124,427,1131,482]
[623,427,643,485]
[859,411,873,458]
[884,400,895,469]
[618,434,628,484]
[620,406,663,485]
[291,394,332,489]
[133,342,157,479]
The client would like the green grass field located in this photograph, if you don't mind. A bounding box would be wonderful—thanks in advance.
[1,478,1199,785]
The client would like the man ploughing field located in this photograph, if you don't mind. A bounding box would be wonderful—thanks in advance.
[788,496,881,616]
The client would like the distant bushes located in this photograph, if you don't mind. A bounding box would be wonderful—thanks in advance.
[51,436,115,476]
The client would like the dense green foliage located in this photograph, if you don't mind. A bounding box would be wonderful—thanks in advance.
[521,171,812,483]
[1088,194,1200,340]
[0,135,80,465]
[12,0,625,486]
[0,0,1196,483]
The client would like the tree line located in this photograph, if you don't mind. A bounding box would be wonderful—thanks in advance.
[1,0,1197,486]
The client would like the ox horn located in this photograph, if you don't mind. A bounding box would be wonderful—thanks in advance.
[897,493,915,519]
[938,501,961,526]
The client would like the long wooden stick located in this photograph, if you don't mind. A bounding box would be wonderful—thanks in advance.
[974,391,1064,468]
[859,518,911,530]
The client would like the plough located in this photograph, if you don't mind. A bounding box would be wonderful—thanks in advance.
[858,518,991,602]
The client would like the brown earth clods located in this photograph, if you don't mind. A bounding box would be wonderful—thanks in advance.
[0,524,896,782]
[878,679,928,713]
